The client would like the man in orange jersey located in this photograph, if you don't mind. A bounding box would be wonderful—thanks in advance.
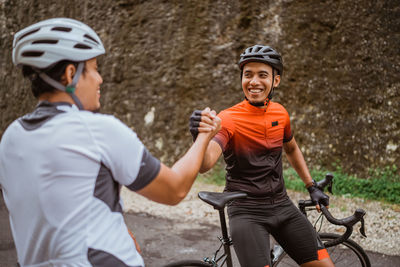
[189,45,334,267]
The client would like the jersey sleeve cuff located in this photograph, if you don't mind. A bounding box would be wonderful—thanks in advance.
[283,133,293,143]
[212,136,225,151]
[126,148,161,191]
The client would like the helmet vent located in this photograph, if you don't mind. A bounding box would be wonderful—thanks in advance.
[32,40,58,44]
[74,43,92,49]
[238,45,283,75]
[84,34,99,44]
[12,18,106,68]
[269,54,280,59]
[51,27,72,32]
[244,55,263,59]
[22,51,44,57]
[17,28,40,42]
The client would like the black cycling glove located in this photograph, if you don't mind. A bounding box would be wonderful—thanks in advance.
[189,110,202,141]
[307,180,330,207]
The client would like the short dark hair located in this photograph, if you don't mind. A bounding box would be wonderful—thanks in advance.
[22,61,86,98]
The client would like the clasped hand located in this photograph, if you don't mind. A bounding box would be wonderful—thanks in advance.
[189,107,221,141]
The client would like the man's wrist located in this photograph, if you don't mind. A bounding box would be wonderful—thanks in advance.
[196,132,212,143]
[305,180,315,189]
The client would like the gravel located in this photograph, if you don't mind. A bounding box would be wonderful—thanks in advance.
[121,181,400,256]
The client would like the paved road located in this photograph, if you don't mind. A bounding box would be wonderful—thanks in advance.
[1,196,399,266]
[126,212,400,267]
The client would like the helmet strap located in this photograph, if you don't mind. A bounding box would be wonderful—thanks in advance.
[37,62,85,110]
[268,71,275,100]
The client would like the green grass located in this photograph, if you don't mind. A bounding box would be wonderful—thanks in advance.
[197,163,226,186]
[198,163,400,204]
[284,164,400,204]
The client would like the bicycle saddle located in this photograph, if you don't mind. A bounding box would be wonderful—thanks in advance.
[198,191,247,210]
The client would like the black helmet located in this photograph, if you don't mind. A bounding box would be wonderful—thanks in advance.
[238,45,283,76]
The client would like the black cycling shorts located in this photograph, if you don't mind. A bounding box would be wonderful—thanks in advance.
[227,198,329,267]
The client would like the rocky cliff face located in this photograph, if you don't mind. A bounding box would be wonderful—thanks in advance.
[1,0,399,176]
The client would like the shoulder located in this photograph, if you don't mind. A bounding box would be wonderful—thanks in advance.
[75,111,141,147]
[78,111,131,131]
[218,109,232,119]
[218,100,247,118]
[0,119,22,143]
[77,111,120,123]
[269,101,287,111]
[229,100,248,111]
[217,108,236,128]
[269,101,290,116]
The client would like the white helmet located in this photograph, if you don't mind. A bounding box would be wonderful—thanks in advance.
[12,18,105,110]
[12,17,105,68]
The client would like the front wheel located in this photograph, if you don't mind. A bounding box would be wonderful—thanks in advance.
[163,259,213,267]
[273,233,371,267]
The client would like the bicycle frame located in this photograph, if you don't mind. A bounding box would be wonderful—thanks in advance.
[203,208,233,267]
[183,174,368,267]
[217,208,233,267]
[204,204,285,267]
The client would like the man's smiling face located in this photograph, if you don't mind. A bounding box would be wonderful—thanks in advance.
[241,62,280,106]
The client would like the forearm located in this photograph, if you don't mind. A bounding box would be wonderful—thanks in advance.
[138,108,221,205]
[138,133,212,205]
[170,133,212,198]
[285,146,313,186]
[199,140,221,173]
[284,139,329,209]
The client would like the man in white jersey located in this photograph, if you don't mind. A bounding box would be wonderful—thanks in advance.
[0,18,220,267]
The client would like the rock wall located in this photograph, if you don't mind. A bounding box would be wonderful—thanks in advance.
[0,0,399,176]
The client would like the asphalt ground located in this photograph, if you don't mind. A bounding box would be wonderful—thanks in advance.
[1,194,399,267]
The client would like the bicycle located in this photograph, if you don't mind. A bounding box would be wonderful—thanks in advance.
[164,173,371,267]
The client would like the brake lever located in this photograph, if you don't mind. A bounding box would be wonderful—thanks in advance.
[359,217,367,238]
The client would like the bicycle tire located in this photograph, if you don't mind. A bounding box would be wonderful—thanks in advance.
[163,259,212,267]
[273,233,371,267]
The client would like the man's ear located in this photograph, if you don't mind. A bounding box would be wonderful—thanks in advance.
[61,64,77,85]
[274,74,281,87]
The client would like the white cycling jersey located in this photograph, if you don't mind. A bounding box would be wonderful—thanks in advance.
[0,102,160,267]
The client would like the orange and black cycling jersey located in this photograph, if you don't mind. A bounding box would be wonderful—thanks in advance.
[213,100,293,205]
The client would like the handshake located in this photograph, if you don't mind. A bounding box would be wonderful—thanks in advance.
[189,107,221,141]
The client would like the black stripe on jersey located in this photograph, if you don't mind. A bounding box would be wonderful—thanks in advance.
[283,133,293,143]
[127,148,161,191]
[88,248,141,267]
[18,101,70,131]
[94,163,123,213]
